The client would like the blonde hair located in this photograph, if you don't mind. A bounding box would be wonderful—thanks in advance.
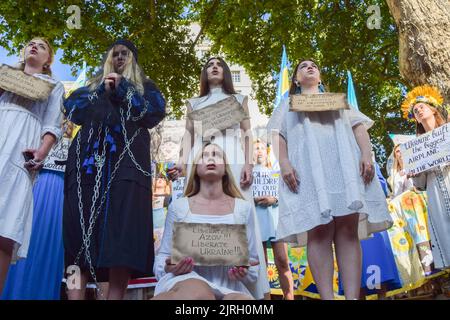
[393,145,403,173]
[184,143,244,199]
[254,138,272,169]
[88,46,146,95]
[153,174,172,195]
[18,37,54,76]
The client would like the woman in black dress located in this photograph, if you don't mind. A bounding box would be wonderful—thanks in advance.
[63,39,165,300]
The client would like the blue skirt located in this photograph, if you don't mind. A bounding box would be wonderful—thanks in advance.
[2,170,65,300]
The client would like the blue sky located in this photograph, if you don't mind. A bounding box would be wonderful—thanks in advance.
[0,46,78,81]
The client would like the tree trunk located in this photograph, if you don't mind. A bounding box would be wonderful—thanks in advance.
[386,0,450,103]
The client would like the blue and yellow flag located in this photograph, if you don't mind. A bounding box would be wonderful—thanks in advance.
[274,45,290,109]
[66,62,87,137]
[66,61,87,98]
[347,71,359,111]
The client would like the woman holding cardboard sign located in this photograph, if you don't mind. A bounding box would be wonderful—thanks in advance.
[268,59,392,300]
[402,85,450,271]
[153,143,260,300]
[167,57,270,299]
[0,38,64,294]
[252,138,294,300]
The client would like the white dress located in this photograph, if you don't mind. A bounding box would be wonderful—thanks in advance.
[0,74,64,260]
[391,171,414,197]
[184,88,270,298]
[413,165,450,269]
[267,98,392,246]
[154,197,259,299]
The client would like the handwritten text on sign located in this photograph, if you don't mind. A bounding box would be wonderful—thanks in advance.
[171,177,186,200]
[0,64,55,101]
[43,137,70,173]
[172,222,249,266]
[188,96,248,138]
[252,169,279,198]
[289,93,349,112]
[400,123,450,174]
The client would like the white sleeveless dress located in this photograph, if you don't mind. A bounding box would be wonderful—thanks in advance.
[154,197,260,298]
[183,88,270,298]
[267,98,393,246]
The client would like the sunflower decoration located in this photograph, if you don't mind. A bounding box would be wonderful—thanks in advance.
[395,217,407,229]
[289,247,304,263]
[400,193,420,211]
[391,231,414,253]
[401,85,444,121]
[267,264,279,282]
[388,202,396,213]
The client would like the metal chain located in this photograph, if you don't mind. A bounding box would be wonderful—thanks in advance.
[120,89,152,177]
[71,86,150,298]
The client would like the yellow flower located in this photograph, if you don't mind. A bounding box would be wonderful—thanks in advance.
[395,218,407,229]
[290,248,303,262]
[392,232,413,252]
[401,194,420,211]
[388,203,396,213]
[267,265,279,282]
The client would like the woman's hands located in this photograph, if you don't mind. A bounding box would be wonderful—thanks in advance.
[360,152,375,185]
[228,260,259,282]
[167,162,184,181]
[280,159,299,193]
[23,148,46,172]
[254,196,277,207]
[164,257,195,276]
[104,73,123,93]
[240,163,253,189]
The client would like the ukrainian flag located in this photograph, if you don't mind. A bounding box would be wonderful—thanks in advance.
[66,62,87,138]
[347,71,359,111]
[270,46,290,170]
[66,61,87,98]
[274,45,290,109]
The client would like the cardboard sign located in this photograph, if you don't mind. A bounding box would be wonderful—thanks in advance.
[0,64,55,101]
[400,123,450,174]
[289,93,349,112]
[43,137,70,172]
[153,196,165,209]
[172,222,249,266]
[171,177,186,200]
[252,168,279,198]
[187,96,248,138]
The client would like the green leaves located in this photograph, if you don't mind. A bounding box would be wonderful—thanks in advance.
[0,0,410,168]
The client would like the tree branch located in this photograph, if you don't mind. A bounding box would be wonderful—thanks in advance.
[191,0,221,50]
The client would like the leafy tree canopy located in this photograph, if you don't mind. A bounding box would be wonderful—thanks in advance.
[0,0,415,169]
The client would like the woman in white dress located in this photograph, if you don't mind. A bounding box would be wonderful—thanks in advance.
[387,145,414,197]
[0,38,64,293]
[268,59,392,299]
[153,143,259,300]
[167,57,270,299]
[402,85,450,271]
[253,139,293,299]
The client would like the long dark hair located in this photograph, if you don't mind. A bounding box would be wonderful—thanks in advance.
[199,57,236,97]
[289,58,324,95]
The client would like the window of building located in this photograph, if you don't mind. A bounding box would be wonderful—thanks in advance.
[231,71,241,83]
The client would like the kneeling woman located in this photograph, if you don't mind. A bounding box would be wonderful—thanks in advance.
[152,143,260,300]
